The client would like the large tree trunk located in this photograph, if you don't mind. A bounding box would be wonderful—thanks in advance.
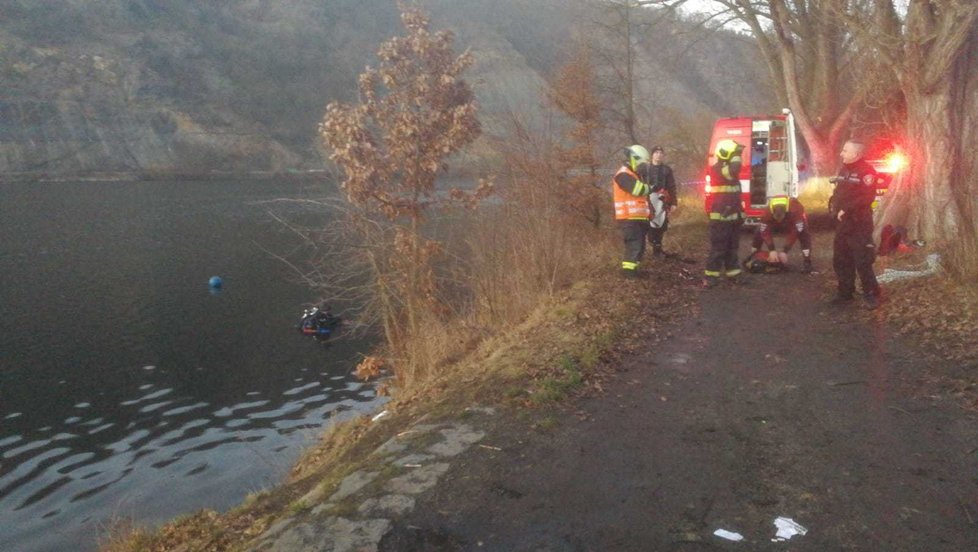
[891,87,962,241]
[804,137,838,178]
[881,23,978,247]
[965,36,978,221]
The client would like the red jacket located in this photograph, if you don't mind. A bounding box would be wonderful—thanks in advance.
[756,197,809,252]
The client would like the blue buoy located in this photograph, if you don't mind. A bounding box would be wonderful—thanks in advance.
[208,276,223,289]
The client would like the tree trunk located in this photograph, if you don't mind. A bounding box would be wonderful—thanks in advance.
[959,36,978,278]
[803,134,838,176]
[622,3,637,143]
[964,34,978,228]
[882,67,975,245]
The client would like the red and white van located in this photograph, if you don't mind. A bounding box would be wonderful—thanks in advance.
[704,109,800,225]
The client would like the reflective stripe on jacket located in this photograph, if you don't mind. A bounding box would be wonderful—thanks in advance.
[830,158,877,232]
[708,158,743,222]
[613,166,650,220]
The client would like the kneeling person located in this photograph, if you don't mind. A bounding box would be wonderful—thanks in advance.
[749,195,813,273]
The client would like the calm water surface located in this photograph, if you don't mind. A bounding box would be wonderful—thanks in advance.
[0,179,380,552]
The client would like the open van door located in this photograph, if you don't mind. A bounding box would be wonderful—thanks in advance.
[747,111,798,207]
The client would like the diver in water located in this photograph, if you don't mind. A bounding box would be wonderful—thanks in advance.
[299,302,341,338]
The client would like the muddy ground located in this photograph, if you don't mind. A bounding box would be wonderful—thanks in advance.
[379,231,978,551]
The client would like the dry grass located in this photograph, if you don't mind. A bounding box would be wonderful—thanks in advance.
[798,176,833,216]
[372,160,625,394]
[666,190,710,250]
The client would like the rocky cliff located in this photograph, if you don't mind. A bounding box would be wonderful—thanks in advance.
[0,0,772,178]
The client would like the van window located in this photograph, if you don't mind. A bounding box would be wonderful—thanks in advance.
[749,132,768,206]
[768,121,788,162]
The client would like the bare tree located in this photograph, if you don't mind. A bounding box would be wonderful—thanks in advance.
[587,0,670,143]
[682,0,884,174]
[320,2,491,383]
[547,41,609,226]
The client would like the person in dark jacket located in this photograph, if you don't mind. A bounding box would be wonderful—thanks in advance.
[749,195,814,273]
[703,139,745,288]
[829,139,882,309]
[643,145,678,257]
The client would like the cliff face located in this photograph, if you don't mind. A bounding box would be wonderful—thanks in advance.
[0,0,772,177]
[0,0,393,176]
[0,42,302,175]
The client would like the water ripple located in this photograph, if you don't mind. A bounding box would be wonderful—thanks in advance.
[0,178,383,552]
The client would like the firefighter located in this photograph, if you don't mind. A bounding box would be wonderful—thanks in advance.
[829,139,882,309]
[749,195,814,273]
[644,145,678,257]
[613,145,653,277]
[704,139,746,288]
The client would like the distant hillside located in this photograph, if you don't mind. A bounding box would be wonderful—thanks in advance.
[0,0,773,177]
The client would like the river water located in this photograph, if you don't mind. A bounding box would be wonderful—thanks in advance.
[0,179,381,552]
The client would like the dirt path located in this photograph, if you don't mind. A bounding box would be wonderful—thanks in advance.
[380,239,978,551]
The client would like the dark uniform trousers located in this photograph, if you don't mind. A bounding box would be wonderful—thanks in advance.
[620,220,649,268]
[833,222,879,298]
[705,157,743,279]
[706,220,741,276]
[831,158,881,298]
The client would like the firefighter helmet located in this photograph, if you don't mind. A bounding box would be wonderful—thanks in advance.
[625,145,651,171]
[769,195,789,222]
[714,139,743,161]
[746,257,768,273]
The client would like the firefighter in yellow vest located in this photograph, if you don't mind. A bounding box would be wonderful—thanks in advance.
[704,139,746,288]
[613,145,653,277]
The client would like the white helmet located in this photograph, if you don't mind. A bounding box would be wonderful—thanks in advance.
[626,145,651,171]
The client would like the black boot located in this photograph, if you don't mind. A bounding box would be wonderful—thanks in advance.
[829,293,855,305]
[802,256,813,274]
[864,288,883,310]
[728,273,750,286]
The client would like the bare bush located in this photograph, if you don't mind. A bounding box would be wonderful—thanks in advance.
[319,2,490,389]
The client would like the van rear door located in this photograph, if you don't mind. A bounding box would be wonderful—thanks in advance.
[748,117,794,208]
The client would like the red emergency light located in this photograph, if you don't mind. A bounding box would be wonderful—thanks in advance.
[879,151,909,174]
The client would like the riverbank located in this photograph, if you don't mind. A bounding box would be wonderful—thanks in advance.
[99,216,978,551]
[0,169,336,184]
[95,200,701,551]
[0,161,493,184]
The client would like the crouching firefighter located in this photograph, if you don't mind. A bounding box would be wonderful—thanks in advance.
[613,145,653,277]
[748,195,814,273]
[704,139,746,288]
